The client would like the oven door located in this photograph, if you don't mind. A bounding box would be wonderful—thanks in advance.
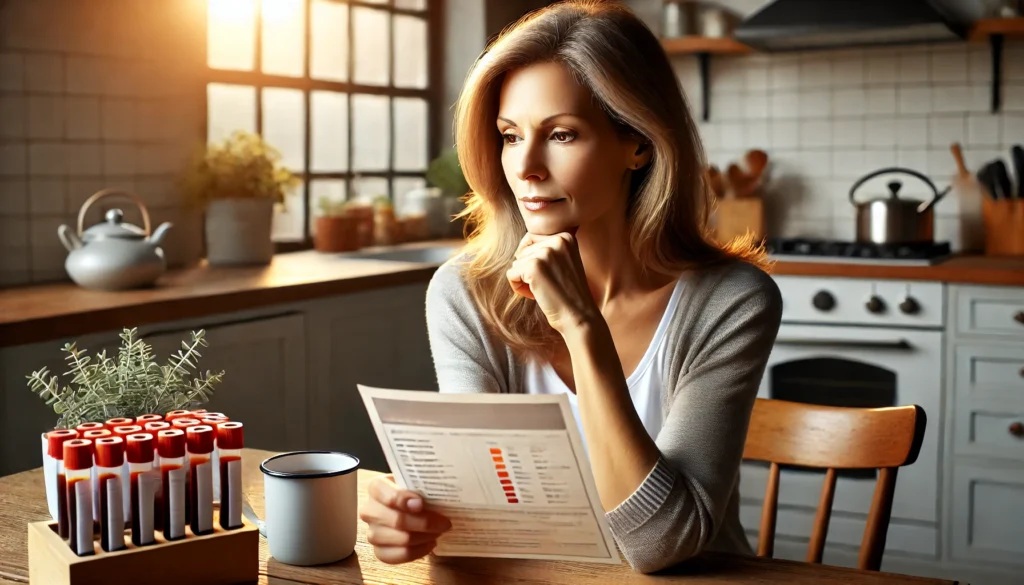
[740,323,942,525]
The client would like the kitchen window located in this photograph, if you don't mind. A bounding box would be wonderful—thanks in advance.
[205,0,440,249]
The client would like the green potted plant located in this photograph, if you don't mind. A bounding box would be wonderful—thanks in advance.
[181,130,300,266]
[313,196,361,253]
[425,148,470,239]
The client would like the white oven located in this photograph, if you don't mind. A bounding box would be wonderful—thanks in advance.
[739,275,945,560]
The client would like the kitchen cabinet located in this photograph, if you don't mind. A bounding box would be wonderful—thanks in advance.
[305,282,436,474]
[0,278,438,479]
[951,462,1024,566]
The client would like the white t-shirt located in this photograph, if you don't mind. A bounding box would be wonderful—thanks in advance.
[523,278,686,449]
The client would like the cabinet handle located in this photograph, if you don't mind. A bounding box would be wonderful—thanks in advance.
[1010,422,1024,438]
[1016,311,1024,325]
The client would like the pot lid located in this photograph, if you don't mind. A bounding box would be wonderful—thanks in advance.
[82,209,147,240]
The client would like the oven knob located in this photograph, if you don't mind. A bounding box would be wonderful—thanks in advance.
[866,295,886,314]
[899,296,921,315]
[812,291,836,312]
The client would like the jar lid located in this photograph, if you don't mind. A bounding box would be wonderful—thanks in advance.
[82,209,147,241]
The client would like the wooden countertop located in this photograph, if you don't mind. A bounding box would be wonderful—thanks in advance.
[0,247,445,349]
[0,448,960,584]
[1,241,1022,350]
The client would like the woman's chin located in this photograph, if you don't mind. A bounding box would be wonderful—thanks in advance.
[523,216,576,236]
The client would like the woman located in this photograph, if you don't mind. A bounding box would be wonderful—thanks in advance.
[359,0,782,574]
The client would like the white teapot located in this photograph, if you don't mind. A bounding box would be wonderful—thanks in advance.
[57,189,172,291]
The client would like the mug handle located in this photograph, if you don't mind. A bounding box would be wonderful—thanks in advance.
[242,494,267,537]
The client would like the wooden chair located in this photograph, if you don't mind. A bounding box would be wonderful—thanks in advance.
[741,398,927,572]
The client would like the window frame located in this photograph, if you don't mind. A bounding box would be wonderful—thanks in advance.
[204,0,444,252]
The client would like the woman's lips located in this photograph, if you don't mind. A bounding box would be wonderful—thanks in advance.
[521,198,564,212]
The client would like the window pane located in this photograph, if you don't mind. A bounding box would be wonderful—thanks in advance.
[393,98,428,171]
[353,7,390,86]
[393,176,427,216]
[207,83,256,143]
[261,0,305,77]
[352,94,390,171]
[272,179,304,241]
[309,179,348,234]
[395,0,427,9]
[393,15,427,89]
[352,176,389,203]
[311,0,348,82]
[208,0,256,70]
[262,87,306,171]
[311,91,348,172]
[360,0,387,4]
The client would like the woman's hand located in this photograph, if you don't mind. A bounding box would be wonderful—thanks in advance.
[359,475,453,564]
[506,232,600,335]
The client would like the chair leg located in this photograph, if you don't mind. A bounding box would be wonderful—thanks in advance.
[859,467,898,571]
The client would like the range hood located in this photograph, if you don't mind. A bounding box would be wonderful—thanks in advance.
[732,0,969,52]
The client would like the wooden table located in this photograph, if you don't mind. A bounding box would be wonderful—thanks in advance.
[0,449,960,584]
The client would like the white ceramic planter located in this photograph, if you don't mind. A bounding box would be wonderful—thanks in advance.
[204,198,274,266]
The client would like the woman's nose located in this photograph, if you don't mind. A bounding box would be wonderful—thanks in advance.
[514,139,548,183]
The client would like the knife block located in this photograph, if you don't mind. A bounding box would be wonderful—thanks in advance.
[982,197,1024,256]
[712,197,765,245]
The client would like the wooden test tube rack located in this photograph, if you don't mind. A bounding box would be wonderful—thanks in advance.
[28,509,258,585]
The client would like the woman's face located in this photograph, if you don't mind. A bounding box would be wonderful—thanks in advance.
[497,61,646,236]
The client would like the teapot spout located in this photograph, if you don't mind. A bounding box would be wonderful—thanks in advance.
[149,222,173,246]
[57,224,82,252]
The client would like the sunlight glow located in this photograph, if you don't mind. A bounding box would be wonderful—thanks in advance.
[207,0,257,70]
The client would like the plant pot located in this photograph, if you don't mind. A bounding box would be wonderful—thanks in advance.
[314,215,361,252]
[205,198,274,266]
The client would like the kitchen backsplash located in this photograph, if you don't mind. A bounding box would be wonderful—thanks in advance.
[0,0,206,286]
[632,0,1024,246]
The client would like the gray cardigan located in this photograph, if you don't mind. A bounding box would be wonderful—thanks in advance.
[424,256,783,573]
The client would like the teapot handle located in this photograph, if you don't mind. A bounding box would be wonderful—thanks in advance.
[848,167,946,206]
[77,189,151,237]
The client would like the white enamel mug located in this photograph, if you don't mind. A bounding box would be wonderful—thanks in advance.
[259,451,360,566]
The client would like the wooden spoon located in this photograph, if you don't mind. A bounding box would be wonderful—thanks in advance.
[745,149,769,182]
[707,165,725,198]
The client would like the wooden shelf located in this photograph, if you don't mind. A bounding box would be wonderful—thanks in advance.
[661,36,754,55]
[969,17,1024,42]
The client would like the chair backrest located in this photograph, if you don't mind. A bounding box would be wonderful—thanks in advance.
[742,398,927,571]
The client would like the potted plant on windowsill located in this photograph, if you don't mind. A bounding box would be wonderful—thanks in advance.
[314,197,361,253]
[425,148,470,239]
[181,130,300,266]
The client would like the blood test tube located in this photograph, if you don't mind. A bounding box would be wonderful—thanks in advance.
[201,415,228,501]
[111,426,141,525]
[82,429,110,528]
[171,418,201,430]
[63,439,94,556]
[46,429,79,539]
[75,422,105,434]
[164,409,191,421]
[94,437,126,552]
[104,417,134,430]
[186,425,215,535]
[158,430,187,541]
[135,414,163,425]
[216,422,244,529]
[127,434,158,546]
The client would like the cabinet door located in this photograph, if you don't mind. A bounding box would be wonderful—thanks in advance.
[955,286,1024,339]
[952,463,1024,566]
[307,283,435,473]
[144,313,308,452]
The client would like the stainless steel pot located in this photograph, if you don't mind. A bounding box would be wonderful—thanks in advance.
[849,167,950,245]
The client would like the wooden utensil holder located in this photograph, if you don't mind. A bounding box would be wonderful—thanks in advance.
[712,197,765,244]
[28,510,259,585]
[982,197,1024,256]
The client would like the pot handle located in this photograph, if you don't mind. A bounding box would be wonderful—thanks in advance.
[76,189,152,237]
[848,167,950,212]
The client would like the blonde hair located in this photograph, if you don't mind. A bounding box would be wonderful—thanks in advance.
[453,0,766,359]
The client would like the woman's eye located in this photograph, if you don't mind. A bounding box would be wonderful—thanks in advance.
[502,133,522,144]
[551,131,575,143]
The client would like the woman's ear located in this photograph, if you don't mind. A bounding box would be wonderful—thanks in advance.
[630,141,653,170]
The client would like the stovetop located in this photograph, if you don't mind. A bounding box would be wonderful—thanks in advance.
[765,238,952,266]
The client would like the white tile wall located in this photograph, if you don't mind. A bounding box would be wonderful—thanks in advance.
[0,0,206,287]
[672,40,1023,245]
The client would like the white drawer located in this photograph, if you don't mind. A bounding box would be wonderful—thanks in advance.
[952,463,1024,566]
[955,286,1024,339]
[955,343,1024,405]
[954,405,1024,460]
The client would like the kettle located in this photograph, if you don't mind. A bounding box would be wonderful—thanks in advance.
[849,167,950,245]
[57,189,173,291]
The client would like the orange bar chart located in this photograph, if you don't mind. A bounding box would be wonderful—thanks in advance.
[489,447,518,503]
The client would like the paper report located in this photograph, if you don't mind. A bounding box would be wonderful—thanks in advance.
[358,385,620,564]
